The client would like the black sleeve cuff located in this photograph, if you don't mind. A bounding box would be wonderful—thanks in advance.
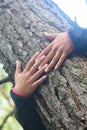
[10,89,33,107]
[10,90,46,130]
[68,27,87,52]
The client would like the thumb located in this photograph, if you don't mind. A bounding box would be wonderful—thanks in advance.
[44,32,58,39]
[15,61,22,77]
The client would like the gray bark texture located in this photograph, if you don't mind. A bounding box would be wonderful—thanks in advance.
[0,0,87,130]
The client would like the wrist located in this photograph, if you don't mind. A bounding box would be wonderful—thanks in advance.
[12,87,30,97]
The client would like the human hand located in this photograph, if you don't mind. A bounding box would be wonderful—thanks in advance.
[37,32,75,72]
[14,52,47,96]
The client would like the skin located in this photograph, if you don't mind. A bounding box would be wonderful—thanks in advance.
[14,32,74,96]
[14,52,47,96]
[37,32,75,72]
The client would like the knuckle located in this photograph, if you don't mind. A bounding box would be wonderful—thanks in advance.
[53,57,56,62]
[31,84,34,88]
[64,52,68,56]
[52,46,57,51]
[31,64,36,71]
[41,61,47,66]
[39,69,44,74]
[33,83,38,88]
[52,48,56,54]
[59,47,63,52]
[24,72,29,79]
[49,64,53,69]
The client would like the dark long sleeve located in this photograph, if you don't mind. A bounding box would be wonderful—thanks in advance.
[10,90,46,130]
[68,27,87,52]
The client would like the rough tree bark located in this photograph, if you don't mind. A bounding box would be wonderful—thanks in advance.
[0,0,87,130]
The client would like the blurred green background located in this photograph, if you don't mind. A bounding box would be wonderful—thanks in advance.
[0,64,23,130]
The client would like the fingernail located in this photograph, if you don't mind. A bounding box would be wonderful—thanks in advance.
[44,64,48,68]
[55,65,58,70]
[38,65,41,70]
[43,75,47,78]
[41,55,45,58]
[44,32,49,35]
[45,67,49,72]
[36,51,40,54]
[55,66,57,70]
[16,60,19,64]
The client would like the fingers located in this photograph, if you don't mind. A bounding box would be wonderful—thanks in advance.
[36,33,58,60]
[32,75,47,88]
[30,64,48,82]
[55,53,66,69]
[24,52,40,72]
[44,32,58,39]
[39,50,55,69]
[15,61,22,77]
[36,43,52,60]
[29,55,46,75]
[45,49,62,72]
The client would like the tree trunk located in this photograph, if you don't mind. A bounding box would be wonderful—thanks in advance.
[0,0,87,130]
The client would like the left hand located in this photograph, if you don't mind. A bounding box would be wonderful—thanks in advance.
[14,52,47,96]
[37,32,75,72]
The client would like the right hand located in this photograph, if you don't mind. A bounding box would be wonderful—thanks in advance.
[37,32,75,72]
[14,52,47,96]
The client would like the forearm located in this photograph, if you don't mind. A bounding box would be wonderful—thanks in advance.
[68,27,87,52]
